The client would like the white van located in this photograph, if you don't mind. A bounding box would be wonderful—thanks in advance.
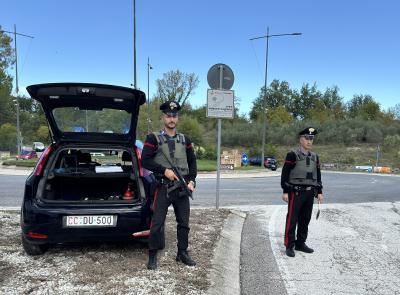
[33,142,45,152]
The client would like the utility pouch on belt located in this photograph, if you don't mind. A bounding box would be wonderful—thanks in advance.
[166,181,190,198]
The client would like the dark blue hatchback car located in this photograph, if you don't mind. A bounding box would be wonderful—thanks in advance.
[21,83,154,255]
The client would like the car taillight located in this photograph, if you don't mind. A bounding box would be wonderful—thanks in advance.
[34,146,54,176]
[132,229,150,237]
[27,231,48,239]
[135,147,144,177]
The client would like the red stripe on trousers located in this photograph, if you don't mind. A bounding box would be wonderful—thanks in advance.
[150,188,159,229]
[284,192,295,247]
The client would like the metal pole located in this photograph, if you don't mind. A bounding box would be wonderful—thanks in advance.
[261,27,269,167]
[1,26,33,155]
[133,0,137,89]
[250,28,301,167]
[147,57,150,134]
[376,144,380,167]
[14,24,21,155]
[216,65,223,209]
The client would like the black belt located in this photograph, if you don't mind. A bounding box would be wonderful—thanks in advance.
[292,185,313,191]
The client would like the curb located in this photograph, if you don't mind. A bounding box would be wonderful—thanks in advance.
[208,209,246,295]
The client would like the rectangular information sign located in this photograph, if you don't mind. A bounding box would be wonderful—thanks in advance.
[206,89,234,119]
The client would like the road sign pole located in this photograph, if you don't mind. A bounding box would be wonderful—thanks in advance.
[216,65,224,209]
[207,63,234,210]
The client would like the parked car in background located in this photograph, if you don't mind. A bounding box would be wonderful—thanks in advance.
[249,155,264,166]
[249,155,278,170]
[264,156,277,171]
[20,83,153,255]
[16,150,38,160]
[33,142,45,152]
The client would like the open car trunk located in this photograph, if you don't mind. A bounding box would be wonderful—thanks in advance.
[36,146,145,203]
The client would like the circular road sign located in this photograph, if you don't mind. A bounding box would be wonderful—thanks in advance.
[207,63,234,90]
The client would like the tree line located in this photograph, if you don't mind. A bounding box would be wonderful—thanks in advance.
[1,26,400,163]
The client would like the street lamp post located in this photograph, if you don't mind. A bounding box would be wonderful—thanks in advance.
[250,27,301,166]
[133,0,137,89]
[1,25,34,155]
[147,57,153,134]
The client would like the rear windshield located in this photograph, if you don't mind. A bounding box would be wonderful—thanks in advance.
[53,107,131,134]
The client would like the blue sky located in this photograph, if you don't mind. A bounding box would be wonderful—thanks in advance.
[2,0,399,116]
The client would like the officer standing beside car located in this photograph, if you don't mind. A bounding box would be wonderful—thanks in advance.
[281,127,323,257]
[141,100,197,270]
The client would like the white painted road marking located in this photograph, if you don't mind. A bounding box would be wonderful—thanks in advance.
[267,202,400,295]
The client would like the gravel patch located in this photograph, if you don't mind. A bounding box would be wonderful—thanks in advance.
[0,208,230,295]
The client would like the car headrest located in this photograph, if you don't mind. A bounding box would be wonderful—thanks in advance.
[78,152,92,164]
[64,155,77,168]
[122,151,132,162]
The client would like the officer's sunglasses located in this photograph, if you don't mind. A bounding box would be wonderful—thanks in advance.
[302,135,314,141]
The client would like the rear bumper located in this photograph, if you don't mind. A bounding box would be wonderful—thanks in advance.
[21,200,150,245]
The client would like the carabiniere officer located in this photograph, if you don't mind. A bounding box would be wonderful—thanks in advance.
[141,100,197,270]
[281,127,324,257]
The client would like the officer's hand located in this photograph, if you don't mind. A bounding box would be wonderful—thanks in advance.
[317,194,323,203]
[164,168,179,181]
[282,193,289,203]
[187,181,195,192]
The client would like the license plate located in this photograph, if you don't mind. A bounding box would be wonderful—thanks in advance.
[64,215,117,227]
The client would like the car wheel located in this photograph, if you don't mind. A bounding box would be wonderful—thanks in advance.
[272,168,277,171]
[21,234,49,255]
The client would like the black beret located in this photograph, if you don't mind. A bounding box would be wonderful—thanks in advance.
[299,127,318,136]
[160,100,181,115]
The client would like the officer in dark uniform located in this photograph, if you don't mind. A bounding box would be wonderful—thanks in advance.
[281,127,323,257]
[141,100,197,270]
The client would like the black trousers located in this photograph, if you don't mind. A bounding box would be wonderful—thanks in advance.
[284,189,315,248]
[148,185,190,251]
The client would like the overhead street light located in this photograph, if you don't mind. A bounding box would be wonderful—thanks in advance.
[133,0,137,89]
[1,25,34,155]
[250,27,301,166]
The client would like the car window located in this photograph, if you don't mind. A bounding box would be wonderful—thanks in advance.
[53,107,131,134]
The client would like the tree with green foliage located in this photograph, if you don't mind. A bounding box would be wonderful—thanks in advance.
[155,70,199,108]
[347,94,381,120]
[267,106,293,124]
[36,125,50,143]
[176,115,204,146]
[0,26,14,69]
[0,27,15,126]
[0,123,16,152]
[388,103,400,121]
[290,83,321,120]
[250,79,294,121]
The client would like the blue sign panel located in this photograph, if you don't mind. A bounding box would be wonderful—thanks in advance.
[241,153,249,166]
[73,126,85,132]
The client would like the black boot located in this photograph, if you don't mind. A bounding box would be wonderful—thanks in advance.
[286,247,295,257]
[295,242,314,253]
[147,250,157,270]
[176,250,196,266]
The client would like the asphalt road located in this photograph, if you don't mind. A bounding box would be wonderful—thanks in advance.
[1,171,400,294]
[1,172,400,207]
[193,172,400,207]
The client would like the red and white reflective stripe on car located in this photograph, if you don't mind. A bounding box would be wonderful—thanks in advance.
[135,147,144,177]
[132,229,150,237]
[34,146,54,176]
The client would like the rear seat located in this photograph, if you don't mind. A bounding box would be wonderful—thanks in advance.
[77,152,96,171]
[121,151,132,172]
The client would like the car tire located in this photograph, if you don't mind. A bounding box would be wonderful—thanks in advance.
[21,234,49,255]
